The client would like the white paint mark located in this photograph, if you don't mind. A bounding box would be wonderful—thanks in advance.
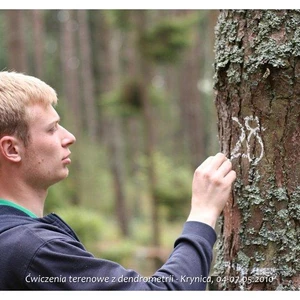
[231,117,246,160]
[231,116,265,165]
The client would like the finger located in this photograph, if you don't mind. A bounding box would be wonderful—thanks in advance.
[209,152,228,170]
[217,158,233,177]
[224,169,237,184]
[198,156,213,170]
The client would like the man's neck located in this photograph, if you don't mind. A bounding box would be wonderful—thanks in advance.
[0,199,38,218]
[0,176,46,218]
[0,194,45,218]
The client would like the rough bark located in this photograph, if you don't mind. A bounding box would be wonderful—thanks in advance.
[213,10,300,291]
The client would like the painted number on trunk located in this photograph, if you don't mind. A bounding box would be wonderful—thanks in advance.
[231,116,265,165]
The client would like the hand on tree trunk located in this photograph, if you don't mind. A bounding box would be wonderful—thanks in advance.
[187,152,236,229]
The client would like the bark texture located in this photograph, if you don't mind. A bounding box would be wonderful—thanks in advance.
[213,10,300,290]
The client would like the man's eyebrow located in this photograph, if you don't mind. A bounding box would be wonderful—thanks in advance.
[48,117,61,126]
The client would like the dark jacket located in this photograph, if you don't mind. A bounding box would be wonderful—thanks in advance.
[0,206,216,290]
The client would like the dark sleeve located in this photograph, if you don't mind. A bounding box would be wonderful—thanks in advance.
[24,221,216,290]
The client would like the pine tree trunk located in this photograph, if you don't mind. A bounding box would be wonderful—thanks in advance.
[59,10,82,205]
[99,12,129,237]
[213,9,300,291]
[177,10,206,169]
[77,10,98,142]
[5,10,28,73]
[122,12,143,220]
[59,10,82,135]
[135,10,162,268]
[31,10,45,79]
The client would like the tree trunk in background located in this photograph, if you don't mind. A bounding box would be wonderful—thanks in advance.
[122,13,144,220]
[93,10,114,141]
[108,116,129,237]
[212,10,300,290]
[31,10,45,79]
[201,10,220,155]
[5,10,28,73]
[77,10,98,143]
[59,10,82,135]
[178,11,205,169]
[135,10,162,269]
[99,12,129,237]
[59,10,82,205]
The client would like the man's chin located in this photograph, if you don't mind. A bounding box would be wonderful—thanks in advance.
[49,170,70,187]
[61,169,70,180]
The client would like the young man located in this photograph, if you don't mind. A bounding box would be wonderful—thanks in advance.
[0,71,236,290]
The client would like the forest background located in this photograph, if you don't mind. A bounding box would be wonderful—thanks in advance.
[0,9,222,275]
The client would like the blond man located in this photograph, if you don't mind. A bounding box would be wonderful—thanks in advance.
[0,71,236,290]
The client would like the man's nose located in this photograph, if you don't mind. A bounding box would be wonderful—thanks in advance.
[61,126,76,147]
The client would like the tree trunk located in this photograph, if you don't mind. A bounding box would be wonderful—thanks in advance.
[212,9,300,291]
[107,117,129,237]
[59,10,82,205]
[31,10,45,79]
[5,10,28,73]
[178,10,206,169]
[201,10,220,155]
[77,10,98,143]
[135,10,162,268]
[59,10,82,135]
[122,13,143,220]
[99,12,130,237]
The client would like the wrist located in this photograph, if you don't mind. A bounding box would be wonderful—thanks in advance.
[187,211,218,229]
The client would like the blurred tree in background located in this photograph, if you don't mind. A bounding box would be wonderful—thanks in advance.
[0,9,219,275]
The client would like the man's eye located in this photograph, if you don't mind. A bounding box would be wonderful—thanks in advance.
[49,124,58,132]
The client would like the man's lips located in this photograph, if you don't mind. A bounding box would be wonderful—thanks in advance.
[62,153,71,164]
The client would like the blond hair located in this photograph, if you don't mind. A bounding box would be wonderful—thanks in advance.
[0,71,58,146]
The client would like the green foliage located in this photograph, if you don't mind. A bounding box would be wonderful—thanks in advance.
[119,78,144,110]
[104,10,133,31]
[74,138,114,213]
[99,239,136,266]
[45,179,74,213]
[140,18,194,64]
[100,78,165,118]
[100,83,140,118]
[45,135,115,218]
[154,152,193,222]
[55,206,104,248]
[129,218,153,244]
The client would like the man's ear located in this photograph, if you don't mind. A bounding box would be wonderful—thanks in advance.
[0,136,22,163]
